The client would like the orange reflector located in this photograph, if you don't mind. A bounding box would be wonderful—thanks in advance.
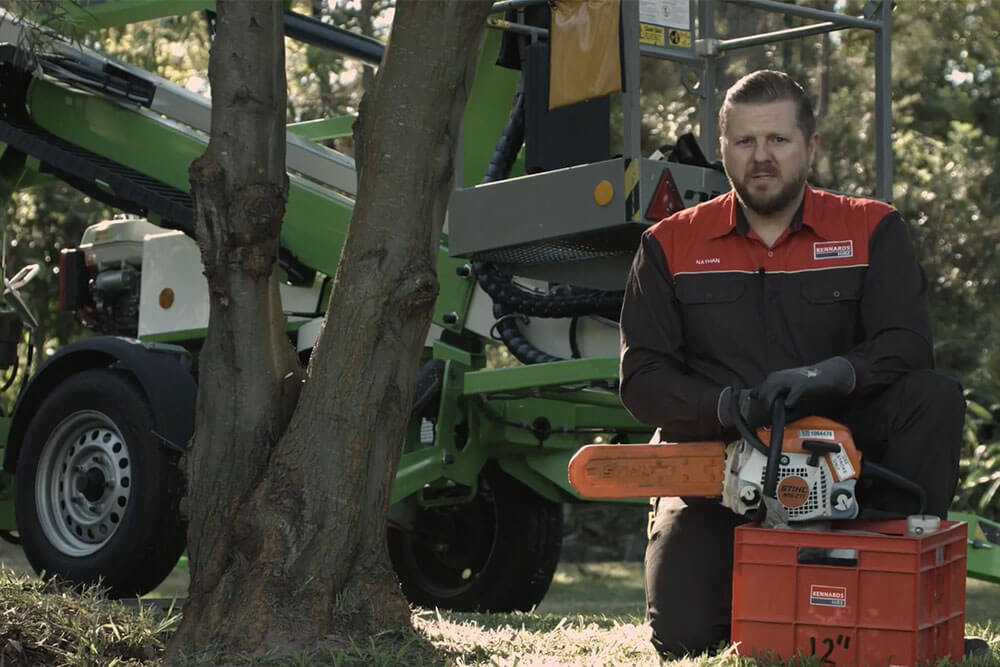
[593,179,614,206]
[159,288,175,309]
[645,167,685,221]
[568,442,727,499]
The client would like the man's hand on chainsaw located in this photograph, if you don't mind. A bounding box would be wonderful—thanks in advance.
[717,386,769,428]
[756,356,856,412]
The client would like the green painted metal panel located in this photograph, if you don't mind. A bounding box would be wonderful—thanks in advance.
[27,78,352,277]
[0,474,13,531]
[391,448,444,505]
[461,28,524,188]
[949,512,1000,583]
[501,397,646,433]
[497,457,565,503]
[28,79,202,193]
[287,116,356,141]
[522,451,644,506]
[432,339,474,368]
[431,248,476,332]
[0,417,13,530]
[463,357,620,395]
[535,387,630,411]
[60,0,213,29]
[139,328,207,344]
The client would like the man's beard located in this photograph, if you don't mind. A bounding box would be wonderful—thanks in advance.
[730,163,807,215]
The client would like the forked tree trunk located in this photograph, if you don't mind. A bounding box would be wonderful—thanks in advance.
[169,0,302,657]
[169,0,493,659]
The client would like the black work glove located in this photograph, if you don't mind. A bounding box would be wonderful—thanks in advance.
[755,356,856,412]
[717,386,769,428]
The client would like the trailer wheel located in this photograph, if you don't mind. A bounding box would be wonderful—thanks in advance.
[14,368,185,597]
[388,465,562,612]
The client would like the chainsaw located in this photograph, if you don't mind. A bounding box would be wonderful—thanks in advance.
[568,389,926,524]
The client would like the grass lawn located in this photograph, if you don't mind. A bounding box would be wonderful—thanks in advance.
[1,541,998,665]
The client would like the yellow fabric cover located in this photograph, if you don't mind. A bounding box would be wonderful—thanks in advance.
[549,0,622,110]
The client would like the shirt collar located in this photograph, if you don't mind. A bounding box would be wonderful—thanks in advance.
[708,186,833,241]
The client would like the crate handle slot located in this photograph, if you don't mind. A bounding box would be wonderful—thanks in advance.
[797,547,858,567]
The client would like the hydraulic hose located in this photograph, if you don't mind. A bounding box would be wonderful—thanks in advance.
[472,260,622,319]
[473,88,624,363]
[492,304,561,364]
[481,92,526,185]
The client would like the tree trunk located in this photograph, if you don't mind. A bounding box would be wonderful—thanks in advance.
[168,0,302,657]
[169,0,493,659]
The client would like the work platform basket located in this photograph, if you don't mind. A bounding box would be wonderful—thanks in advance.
[732,519,967,666]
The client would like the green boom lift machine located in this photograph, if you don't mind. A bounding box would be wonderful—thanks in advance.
[0,0,997,609]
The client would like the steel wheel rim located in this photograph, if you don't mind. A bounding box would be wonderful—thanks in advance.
[35,410,133,557]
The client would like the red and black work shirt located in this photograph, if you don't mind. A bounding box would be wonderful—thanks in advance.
[619,185,933,441]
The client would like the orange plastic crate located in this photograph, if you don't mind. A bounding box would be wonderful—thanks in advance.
[732,520,966,666]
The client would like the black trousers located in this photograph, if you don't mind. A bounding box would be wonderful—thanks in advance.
[645,369,965,658]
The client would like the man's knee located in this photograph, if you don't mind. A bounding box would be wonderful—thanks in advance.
[650,616,727,659]
[645,499,738,659]
[893,369,965,426]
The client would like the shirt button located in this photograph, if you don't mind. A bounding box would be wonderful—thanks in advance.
[767,251,774,257]
[833,290,841,297]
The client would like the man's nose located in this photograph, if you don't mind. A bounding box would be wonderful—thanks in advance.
[752,141,771,162]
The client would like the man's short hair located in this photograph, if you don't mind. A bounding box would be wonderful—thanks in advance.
[718,70,816,140]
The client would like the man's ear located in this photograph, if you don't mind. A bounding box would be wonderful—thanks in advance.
[807,132,820,168]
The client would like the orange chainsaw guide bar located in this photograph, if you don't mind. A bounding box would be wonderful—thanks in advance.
[568,442,726,499]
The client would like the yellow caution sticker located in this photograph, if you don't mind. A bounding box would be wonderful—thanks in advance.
[625,158,641,221]
[668,29,691,48]
[640,23,665,46]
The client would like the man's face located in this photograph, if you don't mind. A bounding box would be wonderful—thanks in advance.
[720,99,818,216]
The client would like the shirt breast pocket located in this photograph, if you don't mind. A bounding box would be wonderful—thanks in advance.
[799,272,864,352]
[675,277,748,357]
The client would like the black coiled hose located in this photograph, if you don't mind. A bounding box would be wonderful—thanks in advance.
[473,89,624,363]
[472,260,622,319]
[481,92,526,185]
[492,304,562,364]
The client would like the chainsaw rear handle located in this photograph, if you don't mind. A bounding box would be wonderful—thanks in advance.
[860,460,928,516]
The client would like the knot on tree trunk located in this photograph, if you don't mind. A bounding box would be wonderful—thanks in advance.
[190,153,229,284]
[231,183,286,279]
[400,271,439,316]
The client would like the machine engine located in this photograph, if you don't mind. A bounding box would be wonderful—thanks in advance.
[60,218,161,336]
[721,417,861,522]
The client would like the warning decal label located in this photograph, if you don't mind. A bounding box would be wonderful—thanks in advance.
[640,23,665,46]
[639,0,692,49]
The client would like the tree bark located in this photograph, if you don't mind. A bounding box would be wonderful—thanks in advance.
[169,0,493,659]
[168,0,303,658]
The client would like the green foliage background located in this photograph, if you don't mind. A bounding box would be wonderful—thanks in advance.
[3,0,999,517]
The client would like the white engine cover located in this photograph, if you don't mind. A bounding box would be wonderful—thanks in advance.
[721,439,859,522]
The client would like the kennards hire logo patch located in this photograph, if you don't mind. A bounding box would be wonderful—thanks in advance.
[813,240,853,260]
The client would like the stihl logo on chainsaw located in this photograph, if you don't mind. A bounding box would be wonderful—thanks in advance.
[777,476,810,508]
[810,584,847,607]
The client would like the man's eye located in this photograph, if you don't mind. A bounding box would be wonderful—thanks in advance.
[772,136,788,143]
[737,138,752,146]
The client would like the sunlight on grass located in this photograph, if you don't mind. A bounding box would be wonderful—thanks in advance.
[3,541,1000,665]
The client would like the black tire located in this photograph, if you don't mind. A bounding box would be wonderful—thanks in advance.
[388,464,562,612]
[14,368,186,597]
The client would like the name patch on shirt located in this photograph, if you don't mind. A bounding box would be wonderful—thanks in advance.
[814,240,853,260]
